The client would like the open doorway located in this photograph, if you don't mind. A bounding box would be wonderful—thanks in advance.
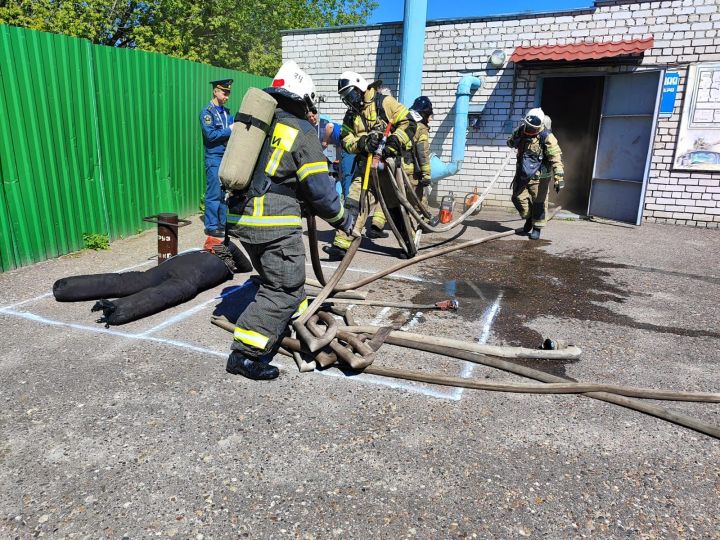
[540,76,604,214]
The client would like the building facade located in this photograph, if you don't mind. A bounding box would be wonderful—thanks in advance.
[282,0,720,227]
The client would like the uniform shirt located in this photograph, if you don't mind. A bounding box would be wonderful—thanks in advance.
[340,87,416,156]
[507,127,564,182]
[200,101,234,157]
[227,108,344,244]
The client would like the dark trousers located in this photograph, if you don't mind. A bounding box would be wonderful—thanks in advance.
[231,229,306,359]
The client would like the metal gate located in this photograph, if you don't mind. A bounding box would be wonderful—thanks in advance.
[588,71,662,225]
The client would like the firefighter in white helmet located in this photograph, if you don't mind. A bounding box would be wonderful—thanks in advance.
[324,71,417,260]
[507,107,564,240]
[224,60,355,380]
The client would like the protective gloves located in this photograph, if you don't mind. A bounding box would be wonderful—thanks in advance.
[358,131,383,154]
[554,175,565,194]
[382,134,402,158]
[419,175,432,188]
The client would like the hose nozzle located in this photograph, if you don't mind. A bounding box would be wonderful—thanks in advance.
[435,299,460,311]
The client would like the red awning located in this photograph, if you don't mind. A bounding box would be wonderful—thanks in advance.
[510,37,654,63]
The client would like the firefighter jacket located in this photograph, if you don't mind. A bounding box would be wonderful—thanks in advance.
[340,88,416,156]
[507,127,564,184]
[227,109,345,244]
[403,116,431,181]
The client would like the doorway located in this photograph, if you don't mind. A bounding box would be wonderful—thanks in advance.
[540,76,604,214]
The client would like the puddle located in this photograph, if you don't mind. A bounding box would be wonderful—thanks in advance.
[412,238,720,378]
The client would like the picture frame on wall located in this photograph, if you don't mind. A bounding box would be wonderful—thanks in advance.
[674,61,720,171]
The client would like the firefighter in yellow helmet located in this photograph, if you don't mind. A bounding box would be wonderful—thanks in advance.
[507,107,564,240]
[323,72,417,261]
[224,61,354,380]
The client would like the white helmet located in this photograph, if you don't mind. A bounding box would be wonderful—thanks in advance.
[522,107,546,135]
[338,71,369,113]
[267,60,317,113]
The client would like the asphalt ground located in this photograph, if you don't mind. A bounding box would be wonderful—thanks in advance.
[0,207,718,539]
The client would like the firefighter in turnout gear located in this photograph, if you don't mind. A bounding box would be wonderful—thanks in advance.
[225,61,355,380]
[404,96,433,208]
[324,71,417,261]
[507,107,564,240]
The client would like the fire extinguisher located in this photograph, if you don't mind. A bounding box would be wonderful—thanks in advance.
[439,192,455,224]
[464,187,481,215]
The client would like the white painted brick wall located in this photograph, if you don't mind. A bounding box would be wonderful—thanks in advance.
[282,0,720,227]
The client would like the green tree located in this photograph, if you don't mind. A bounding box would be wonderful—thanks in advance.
[0,0,378,75]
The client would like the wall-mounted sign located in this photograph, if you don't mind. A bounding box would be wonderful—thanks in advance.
[674,62,720,171]
[659,71,679,115]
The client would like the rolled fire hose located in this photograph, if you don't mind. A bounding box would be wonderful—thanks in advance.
[210,315,719,439]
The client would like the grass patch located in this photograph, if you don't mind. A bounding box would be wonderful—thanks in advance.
[82,232,110,250]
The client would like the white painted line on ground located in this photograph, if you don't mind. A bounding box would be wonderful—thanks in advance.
[453,291,504,400]
[400,311,423,332]
[309,261,441,284]
[0,258,156,311]
[370,306,391,326]
[0,305,459,401]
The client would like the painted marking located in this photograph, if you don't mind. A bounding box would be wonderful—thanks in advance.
[0,258,155,311]
[0,306,460,400]
[400,311,423,331]
[310,261,441,284]
[453,291,504,399]
[370,306,391,326]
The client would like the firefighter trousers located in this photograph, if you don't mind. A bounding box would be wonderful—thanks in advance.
[511,175,551,228]
[332,165,398,250]
[232,229,306,359]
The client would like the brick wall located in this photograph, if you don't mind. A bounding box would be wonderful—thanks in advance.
[282,0,720,227]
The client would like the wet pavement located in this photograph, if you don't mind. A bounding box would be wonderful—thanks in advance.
[0,207,719,538]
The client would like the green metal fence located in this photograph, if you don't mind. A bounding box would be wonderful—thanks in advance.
[0,25,270,272]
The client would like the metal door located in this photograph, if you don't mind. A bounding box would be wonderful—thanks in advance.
[588,71,662,224]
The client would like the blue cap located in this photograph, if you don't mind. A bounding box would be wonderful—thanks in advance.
[211,79,233,91]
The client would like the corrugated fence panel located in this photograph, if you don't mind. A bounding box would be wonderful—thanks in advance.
[0,24,270,271]
[0,26,107,270]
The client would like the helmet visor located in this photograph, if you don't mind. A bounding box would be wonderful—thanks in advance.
[340,87,363,112]
[523,115,543,135]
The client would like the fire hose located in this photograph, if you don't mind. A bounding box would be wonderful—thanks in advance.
[210,315,720,439]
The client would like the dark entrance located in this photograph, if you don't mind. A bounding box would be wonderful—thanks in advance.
[540,76,604,214]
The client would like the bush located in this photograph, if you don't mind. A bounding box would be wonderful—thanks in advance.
[82,232,110,250]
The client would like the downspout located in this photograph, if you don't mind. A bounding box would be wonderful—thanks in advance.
[399,0,482,182]
[398,0,428,105]
[430,75,482,181]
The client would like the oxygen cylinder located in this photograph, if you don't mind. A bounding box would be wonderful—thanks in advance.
[439,192,455,224]
[219,87,277,191]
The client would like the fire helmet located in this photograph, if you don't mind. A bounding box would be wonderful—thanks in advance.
[411,96,434,122]
[266,60,317,113]
[338,71,369,113]
[522,107,546,136]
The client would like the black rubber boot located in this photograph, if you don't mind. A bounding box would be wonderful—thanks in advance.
[522,218,533,234]
[322,244,347,261]
[529,227,541,240]
[226,351,279,380]
[365,226,389,239]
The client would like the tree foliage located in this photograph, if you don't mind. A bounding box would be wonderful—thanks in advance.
[0,0,378,75]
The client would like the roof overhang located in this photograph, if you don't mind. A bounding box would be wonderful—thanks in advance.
[510,37,654,63]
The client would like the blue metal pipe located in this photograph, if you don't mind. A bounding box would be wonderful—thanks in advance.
[430,75,482,181]
[398,0,428,105]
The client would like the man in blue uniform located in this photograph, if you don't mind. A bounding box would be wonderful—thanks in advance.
[200,79,235,238]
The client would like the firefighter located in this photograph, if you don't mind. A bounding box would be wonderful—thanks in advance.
[323,72,417,261]
[224,60,355,380]
[404,96,433,208]
[507,107,564,240]
[200,79,235,237]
